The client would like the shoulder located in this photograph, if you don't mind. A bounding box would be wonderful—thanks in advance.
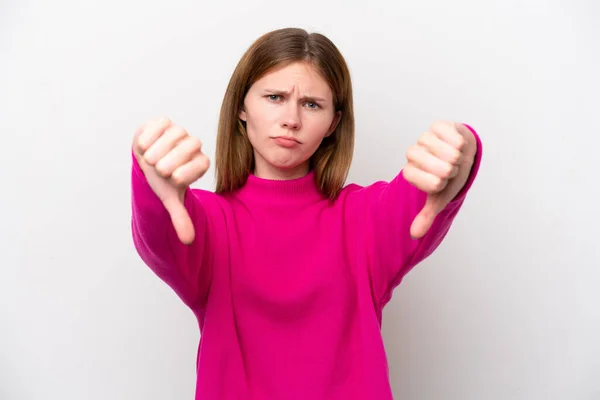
[340,176,398,198]
[189,187,231,213]
[334,180,386,207]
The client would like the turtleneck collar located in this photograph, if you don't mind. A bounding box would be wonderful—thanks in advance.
[234,170,325,204]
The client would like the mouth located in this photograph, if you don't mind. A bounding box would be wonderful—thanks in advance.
[272,136,301,148]
[273,136,300,142]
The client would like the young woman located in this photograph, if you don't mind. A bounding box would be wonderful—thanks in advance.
[131,27,482,400]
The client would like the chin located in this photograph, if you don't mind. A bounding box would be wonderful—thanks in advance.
[271,160,303,170]
[267,153,306,169]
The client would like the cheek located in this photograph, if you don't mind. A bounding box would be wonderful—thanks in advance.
[247,105,277,136]
[306,113,335,138]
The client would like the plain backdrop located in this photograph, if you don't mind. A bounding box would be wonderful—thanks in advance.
[1,0,599,399]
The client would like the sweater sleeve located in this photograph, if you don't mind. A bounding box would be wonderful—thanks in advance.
[130,151,214,309]
[360,124,482,307]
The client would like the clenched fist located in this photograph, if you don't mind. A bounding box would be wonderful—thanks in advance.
[133,117,210,244]
[403,121,477,239]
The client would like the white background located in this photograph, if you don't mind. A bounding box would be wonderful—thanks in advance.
[1,0,599,399]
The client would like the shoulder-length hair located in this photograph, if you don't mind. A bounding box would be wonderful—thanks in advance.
[215,27,354,200]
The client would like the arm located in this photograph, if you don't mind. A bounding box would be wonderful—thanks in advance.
[362,124,482,307]
[131,152,213,309]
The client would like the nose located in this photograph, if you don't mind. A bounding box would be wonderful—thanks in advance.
[280,103,301,130]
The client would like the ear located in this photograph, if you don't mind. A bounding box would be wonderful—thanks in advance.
[325,111,342,137]
[239,108,247,122]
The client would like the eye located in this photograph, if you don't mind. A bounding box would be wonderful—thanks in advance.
[305,102,320,109]
[267,94,281,101]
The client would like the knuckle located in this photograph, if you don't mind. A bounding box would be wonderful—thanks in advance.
[406,145,420,161]
[200,155,210,172]
[451,165,459,178]
[135,136,148,152]
[135,134,151,153]
[142,152,156,166]
[451,150,462,165]
[420,207,435,221]
[431,176,444,191]
[168,124,185,137]
[191,136,203,151]
[441,163,454,179]
[154,161,171,178]
[402,165,414,181]
[455,134,466,150]
[170,170,187,186]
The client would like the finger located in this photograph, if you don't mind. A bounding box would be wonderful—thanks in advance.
[155,136,203,178]
[455,123,478,160]
[170,153,210,188]
[143,125,188,165]
[136,117,172,154]
[402,163,449,193]
[406,145,458,180]
[418,131,463,166]
[430,121,466,151]
[163,196,195,245]
[410,197,439,239]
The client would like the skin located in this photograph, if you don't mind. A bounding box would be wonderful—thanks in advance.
[404,120,477,238]
[239,62,341,180]
[132,63,477,244]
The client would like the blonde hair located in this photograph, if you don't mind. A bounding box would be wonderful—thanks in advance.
[214,27,355,200]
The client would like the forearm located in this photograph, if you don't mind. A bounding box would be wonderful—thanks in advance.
[130,153,211,308]
[365,124,482,305]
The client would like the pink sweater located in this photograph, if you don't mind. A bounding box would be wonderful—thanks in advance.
[131,126,482,399]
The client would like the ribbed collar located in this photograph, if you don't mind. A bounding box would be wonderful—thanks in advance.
[235,170,325,205]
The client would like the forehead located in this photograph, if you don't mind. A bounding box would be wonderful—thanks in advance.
[254,62,332,95]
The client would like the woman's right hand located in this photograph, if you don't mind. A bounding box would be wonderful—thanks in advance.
[132,117,210,245]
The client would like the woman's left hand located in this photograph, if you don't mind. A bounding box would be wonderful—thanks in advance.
[402,121,478,239]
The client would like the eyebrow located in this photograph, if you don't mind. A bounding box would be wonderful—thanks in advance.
[264,89,328,103]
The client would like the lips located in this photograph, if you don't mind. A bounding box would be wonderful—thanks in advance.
[273,136,300,148]
[276,137,298,142]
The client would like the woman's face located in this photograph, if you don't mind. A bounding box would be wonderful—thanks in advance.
[240,62,341,180]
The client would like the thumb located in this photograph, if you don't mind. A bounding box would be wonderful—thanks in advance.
[162,196,195,245]
[410,195,443,239]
